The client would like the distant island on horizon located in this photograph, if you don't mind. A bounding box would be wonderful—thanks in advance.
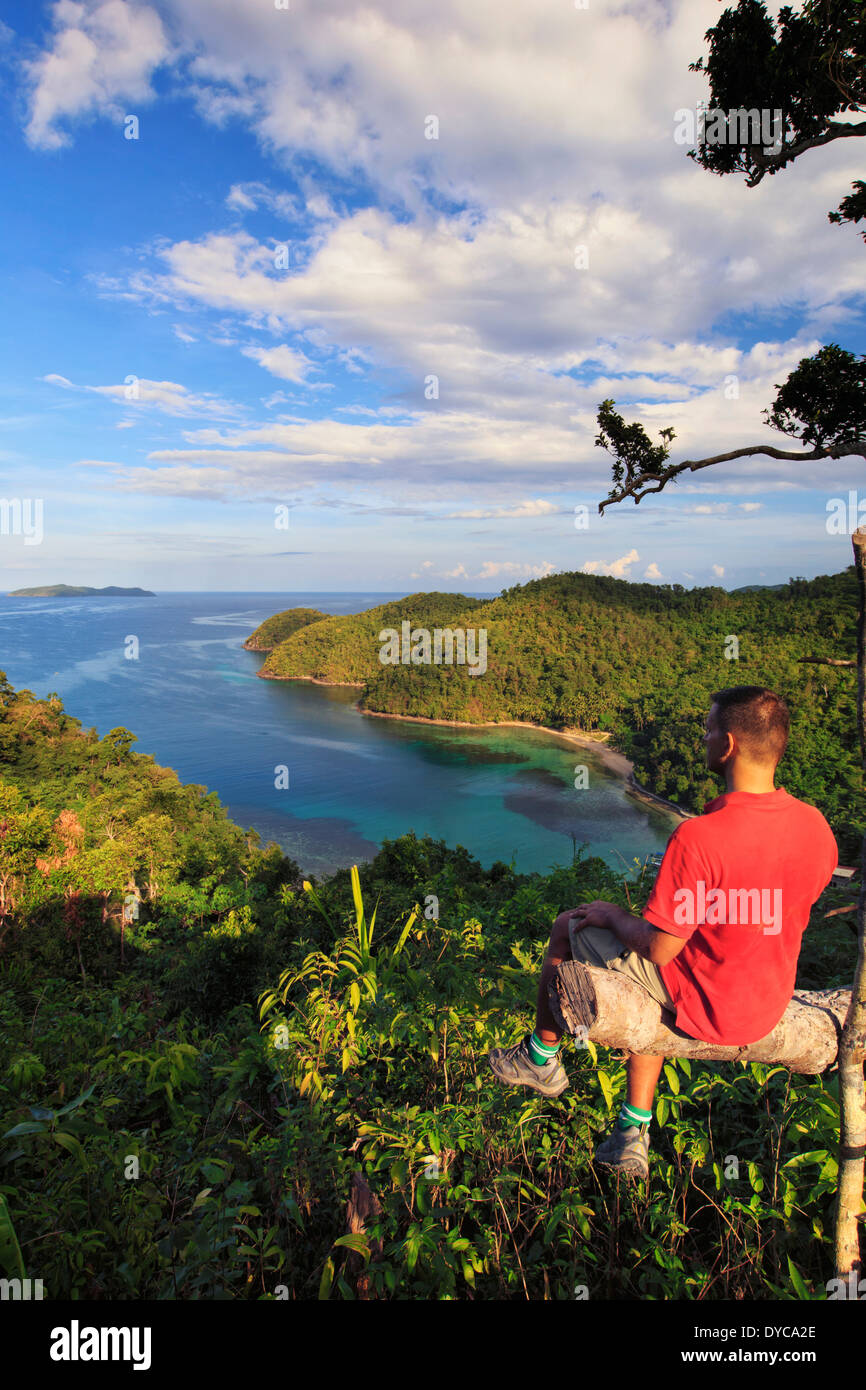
[8,584,156,598]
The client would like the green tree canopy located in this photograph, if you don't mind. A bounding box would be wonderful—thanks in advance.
[688,0,865,237]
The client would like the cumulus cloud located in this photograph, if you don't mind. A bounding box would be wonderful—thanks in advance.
[582,549,640,578]
[712,563,725,578]
[25,0,172,150]
[21,0,866,533]
[477,560,558,579]
[91,199,861,506]
[644,562,662,579]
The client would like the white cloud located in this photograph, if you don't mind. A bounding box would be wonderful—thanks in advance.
[225,183,258,213]
[97,200,859,507]
[582,549,640,578]
[477,560,558,579]
[25,0,172,150]
[712,563,725,578]
[242,343,317,384]
[226,181,332,224]
[21,0,866,533]
[644,562,662,579]
[43,372,242,420]
[112,410,591,500]
[446,500,559,520]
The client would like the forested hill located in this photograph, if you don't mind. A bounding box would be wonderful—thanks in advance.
[248,592,487,682]
[248,568,862,859]
[0,672,296,983]
[242,606,328,651]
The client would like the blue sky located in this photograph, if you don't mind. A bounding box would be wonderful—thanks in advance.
[0,0,863,593]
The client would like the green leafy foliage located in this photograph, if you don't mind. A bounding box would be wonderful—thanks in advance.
[249,566,861,859]
[763,344,866,449]
[687,0,865,234]
[0,664,856,1299]
[243,608,329,652]
[0,807,854,1299]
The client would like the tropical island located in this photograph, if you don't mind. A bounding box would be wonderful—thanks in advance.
[8,585,155,598]
[246,566,862,861]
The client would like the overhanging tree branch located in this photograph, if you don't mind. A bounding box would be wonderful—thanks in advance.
[745,118,866,186]
[597,442,833,512]
[595,345,866,514]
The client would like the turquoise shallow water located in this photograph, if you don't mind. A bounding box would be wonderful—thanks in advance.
[0,591,679,877]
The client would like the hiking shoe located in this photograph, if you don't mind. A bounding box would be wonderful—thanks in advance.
[594,1122,650,1178]
[487,1033,569,1098]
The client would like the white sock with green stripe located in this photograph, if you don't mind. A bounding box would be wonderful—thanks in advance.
[528,1030,560,1066]
[617,1101,652,1131]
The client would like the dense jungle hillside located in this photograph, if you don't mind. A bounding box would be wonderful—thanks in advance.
[242,607,329,651]
[0,669,858,1299]
[250,567,862,860]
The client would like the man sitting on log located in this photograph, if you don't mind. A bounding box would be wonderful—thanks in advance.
[487,685,838,1179]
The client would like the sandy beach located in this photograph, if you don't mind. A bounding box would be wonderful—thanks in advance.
[255,668,693,823]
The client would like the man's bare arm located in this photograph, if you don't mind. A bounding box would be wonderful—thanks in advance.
[571,900,687,968]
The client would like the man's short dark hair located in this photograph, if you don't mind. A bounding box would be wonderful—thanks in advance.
[710,686,790,765]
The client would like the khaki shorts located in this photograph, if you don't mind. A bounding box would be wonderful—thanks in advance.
[567,918,675,1011]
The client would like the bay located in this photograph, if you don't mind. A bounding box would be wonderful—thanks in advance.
[0,591,679,877]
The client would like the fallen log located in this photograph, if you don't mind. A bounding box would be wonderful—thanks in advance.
[550,961,850,1074]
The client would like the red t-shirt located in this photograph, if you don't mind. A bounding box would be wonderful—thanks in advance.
[643,788,838,1045]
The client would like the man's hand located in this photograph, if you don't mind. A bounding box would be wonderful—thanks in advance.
[569,900,687,967]
[570,900,615,932]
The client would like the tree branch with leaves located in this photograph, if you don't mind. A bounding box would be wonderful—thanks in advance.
[596,344,866,513]
[687,0,865,238]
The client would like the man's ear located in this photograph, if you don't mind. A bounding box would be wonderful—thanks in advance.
[720,732,736,764]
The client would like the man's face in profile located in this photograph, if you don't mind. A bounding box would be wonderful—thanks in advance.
[703,702,729,776]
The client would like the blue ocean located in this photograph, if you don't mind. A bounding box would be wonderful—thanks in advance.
[0,592,678,877]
